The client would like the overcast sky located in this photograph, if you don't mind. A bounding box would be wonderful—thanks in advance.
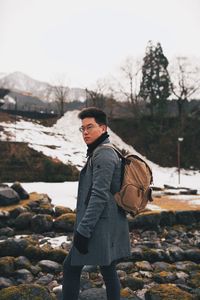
[1,0,200,88]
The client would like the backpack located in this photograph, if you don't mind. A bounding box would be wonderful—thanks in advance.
[102,144,153,216]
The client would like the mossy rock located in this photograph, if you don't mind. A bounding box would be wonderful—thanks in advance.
[24,245,47,261]
[0,283,55,300]
[0,256,15,276]
[188,272,200,288]
[31,214,53,233]
[145,283,193,300]
[54,213,76,232]
[54,206,73,216]
[14,212,34,230]
[47,248,68,263]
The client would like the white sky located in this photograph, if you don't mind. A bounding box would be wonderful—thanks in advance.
[1,0,200,87]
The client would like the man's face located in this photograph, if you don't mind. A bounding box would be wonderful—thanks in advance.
[80,117,107,145]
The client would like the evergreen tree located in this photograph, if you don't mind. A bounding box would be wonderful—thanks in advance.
[139,41,171,116]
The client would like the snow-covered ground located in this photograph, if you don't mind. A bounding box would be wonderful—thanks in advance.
[1,110,200,210]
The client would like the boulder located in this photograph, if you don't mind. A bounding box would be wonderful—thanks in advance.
[10,182,29,200]
[14,256,32,270]
[54,205,73,216]
[31,214,53,233]
[37,260,62,274]
[14,212,34,230]
[0,186,20,206]
[0,238,30,257]
[14,269,34,284]
[145,283,193,300]
[0,256,15,276]
[0,277,14,289]
[0,226,15,237]
[0,283,55,300]
[54,213,76,232]
[121,275,144,291]
[79,287,107,300]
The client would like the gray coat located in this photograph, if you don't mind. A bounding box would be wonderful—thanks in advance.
[71,138,131,266]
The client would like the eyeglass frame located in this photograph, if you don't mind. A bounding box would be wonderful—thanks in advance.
[79,123,104,133]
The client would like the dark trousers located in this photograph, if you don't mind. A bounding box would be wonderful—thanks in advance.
[62,250,121,300]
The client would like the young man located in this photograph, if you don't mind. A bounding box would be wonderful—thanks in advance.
[62,107,131,300]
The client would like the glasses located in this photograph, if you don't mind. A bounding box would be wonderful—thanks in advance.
[79,124,101,133]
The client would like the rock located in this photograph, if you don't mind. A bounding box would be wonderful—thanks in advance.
[129,213,161,230]
[152,262,175,272]
[135,261,153,271]
[46,248,67,263]
[184,249,200,262]
[10,182,29,200]
[35,274,54,285]
[33,203,54,215]
[0,277,14,289]
[153,271,177,283]
[0,283,55,299]
[188,271,200,288]
[79,287,107,300]
[54,213,76,232]
[14,256,32,270]
[52,285,62,300]
[121,275,144,291]
[0,186,20,206]
[37,260,62,274]
[143,248,165,263]
[166,246,185,261]
[0,210,10,219]
[0,256,15,276]
[116,262,134,273]
[145,283,193,300]
[54,206,73,216]
[14,269,34,284]
[175,211,196,225]
[14,212,34,230]
[120,286,136,298]
[25,245,47,261]
[9,206,29,218]
[160,211,176,226]
[0,226,15,237]
[131,247,143,261]
[174,261,198,272]
[31,214,53,233]
[0,238,31,257]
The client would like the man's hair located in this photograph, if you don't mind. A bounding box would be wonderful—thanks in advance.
[78,107,108,125]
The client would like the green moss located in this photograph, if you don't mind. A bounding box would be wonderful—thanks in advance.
[56,213,76,223]
[145,283,193,300]
[0,284,54,300]
[0,256,15,275]
[189,272,200,288]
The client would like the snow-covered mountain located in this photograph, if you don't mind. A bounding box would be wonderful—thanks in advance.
[0,72,50,99]
[0,71,86,102]
[0,110,200,191]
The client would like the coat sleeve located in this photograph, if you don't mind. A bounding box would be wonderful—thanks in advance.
[77,147,118,238]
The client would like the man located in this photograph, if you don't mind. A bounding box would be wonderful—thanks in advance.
[62,107,131,300]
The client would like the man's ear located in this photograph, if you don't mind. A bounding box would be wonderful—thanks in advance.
[102,125,107,133]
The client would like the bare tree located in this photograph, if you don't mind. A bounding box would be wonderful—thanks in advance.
[120,57,142,104]
[170,57,200,117]
[49,77,69,117]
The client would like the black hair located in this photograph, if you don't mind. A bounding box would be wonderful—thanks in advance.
[78,107,108,125]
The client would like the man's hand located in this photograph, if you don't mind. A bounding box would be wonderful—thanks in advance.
[73,231,89,254]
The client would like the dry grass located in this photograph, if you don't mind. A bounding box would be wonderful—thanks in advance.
[152,195,200,211]
[0,192,47,212]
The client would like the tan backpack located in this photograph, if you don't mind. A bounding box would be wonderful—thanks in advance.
[102,144,153,216]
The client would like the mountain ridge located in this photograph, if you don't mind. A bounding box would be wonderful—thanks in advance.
[0,71,86,102]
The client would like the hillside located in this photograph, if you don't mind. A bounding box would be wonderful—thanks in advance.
[0,141,79,182]
[109,115,200,170]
